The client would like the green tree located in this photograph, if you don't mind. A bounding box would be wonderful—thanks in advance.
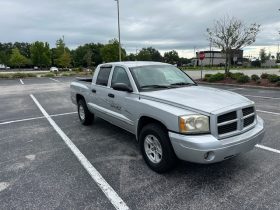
[259,48,271,64]
[125,53,137,61]
[100,39,126,62]
[164,50,180,64]
[0,42,13,65]
[9,48,29,69]
[13,42,31,58]
[251,59,261,67]
[72,43,104,67]
[277,52,280,63]
[30,41,51,68]
[137,47,162,61]
[56,38,65,56]
[178,57,192,66]
[58,51,71,68]
[0,51,10,66]
[207,16,260,75]
[53,38,68,66]
[83,50,93,67]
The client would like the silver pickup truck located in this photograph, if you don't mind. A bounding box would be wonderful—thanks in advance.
[70,61,264,173]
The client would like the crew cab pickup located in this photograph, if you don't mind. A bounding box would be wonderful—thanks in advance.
[70,61,264,173]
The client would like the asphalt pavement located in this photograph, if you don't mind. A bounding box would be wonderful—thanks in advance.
[0,76,280,210]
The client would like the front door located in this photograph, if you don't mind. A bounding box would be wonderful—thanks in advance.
[107,66,135,132]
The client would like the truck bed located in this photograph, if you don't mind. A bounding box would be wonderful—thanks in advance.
[75,77,92,83]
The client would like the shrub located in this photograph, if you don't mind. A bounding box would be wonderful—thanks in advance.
[0,74,11,79]
[207,73,225,82]
[61,73,70,76]
[204,74,212,78]
[261,73,269,79]
[203,74,212,81]
[73,67,83,72]
[251,74,260,81]
[26,73,36,77]
[68,72,77,76]
[237,75,250,83]
[12,72,27,78]
[230,72,244,80]
[267,74,280,83]
[276,81,280,87]
[41,73,55,77]
[256,80,261,85]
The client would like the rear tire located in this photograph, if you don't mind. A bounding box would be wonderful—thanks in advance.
[77,99,94,125]
[139,123,177,173]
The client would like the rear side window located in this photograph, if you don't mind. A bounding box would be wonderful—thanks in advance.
[96,67,111,86]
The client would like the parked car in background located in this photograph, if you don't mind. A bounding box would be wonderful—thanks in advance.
[50,67,59,72]
[34,66,39,70]
[0,64,6,69]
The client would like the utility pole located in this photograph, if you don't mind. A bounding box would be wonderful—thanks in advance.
[135,48,139,61]
[209,38,212,67]
[115,0,121,61]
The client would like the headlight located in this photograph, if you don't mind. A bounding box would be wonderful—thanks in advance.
[179,115,210,134]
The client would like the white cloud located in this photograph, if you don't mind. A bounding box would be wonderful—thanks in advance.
[0,0,279,57]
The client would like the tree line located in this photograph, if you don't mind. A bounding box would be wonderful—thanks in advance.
[0,16,262,73]
[0,38,191,69]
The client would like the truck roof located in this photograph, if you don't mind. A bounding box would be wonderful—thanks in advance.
[102,61,170,68]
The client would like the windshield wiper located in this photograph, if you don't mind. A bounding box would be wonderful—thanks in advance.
[140,85,171,89]
[170,82,194,86]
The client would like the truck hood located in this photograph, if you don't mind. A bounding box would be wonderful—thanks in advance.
[139,86,252,114]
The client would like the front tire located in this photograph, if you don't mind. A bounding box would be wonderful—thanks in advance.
[77,99,94,125]
[139,123,177,173]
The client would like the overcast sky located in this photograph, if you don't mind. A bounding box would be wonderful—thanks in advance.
[1,0,280,58]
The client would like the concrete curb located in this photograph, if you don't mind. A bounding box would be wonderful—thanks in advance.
[198,81,280,90]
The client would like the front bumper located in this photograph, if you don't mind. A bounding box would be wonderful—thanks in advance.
[169,116,265,164]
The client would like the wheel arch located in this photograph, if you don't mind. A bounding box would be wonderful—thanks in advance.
[137,116,168,141]
[76,94,85,103]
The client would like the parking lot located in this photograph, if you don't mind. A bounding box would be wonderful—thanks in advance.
[0,77,280,210]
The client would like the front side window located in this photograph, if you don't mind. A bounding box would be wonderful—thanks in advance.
[96,67,111,86]
[111,67,131,87]
[130,65,195,91]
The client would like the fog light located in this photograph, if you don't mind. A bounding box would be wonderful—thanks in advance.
[204,151,215,161]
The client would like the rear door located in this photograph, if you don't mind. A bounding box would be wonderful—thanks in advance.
[88,66,113,119]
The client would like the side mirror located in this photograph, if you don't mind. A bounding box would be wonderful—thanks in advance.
[112,83,133,92]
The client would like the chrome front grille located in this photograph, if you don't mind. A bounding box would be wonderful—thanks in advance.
[218,121,238,135]
[217,111,237,123]
[242,107,255,128]
[216,106,256,138]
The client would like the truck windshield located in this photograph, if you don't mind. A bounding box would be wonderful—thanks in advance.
[130,65,196,91]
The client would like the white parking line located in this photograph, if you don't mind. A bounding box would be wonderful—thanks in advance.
[0,116,45,125]
[244,95,280,100]
[19,79,24,85]
[51,111,77,117]
[256,144,280,154]
[228,87,245,91]
[257,110,280,116]
[49,78,60,82]
[0,112,77,126]
[30,94,129,210]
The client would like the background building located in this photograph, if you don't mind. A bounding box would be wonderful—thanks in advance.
[193,50,243,66]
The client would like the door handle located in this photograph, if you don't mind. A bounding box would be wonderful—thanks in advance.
[92,89,96,93]
[108,93,114,98]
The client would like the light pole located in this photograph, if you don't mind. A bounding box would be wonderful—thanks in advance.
[115,0,121,61]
